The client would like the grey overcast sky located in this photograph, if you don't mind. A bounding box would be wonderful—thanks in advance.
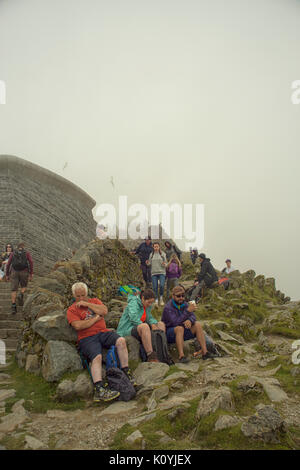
[0,0,300,299]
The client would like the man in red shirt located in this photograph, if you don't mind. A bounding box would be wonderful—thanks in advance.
[67,282,134,403]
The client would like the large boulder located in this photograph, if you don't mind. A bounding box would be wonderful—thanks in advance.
[32,313,77,342]
[241,405,286,443]
[125,336,141,362]
[196,386,234,419]
[133,362,169,389]
[42,340,82,382]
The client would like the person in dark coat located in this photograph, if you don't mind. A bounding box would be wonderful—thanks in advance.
[164,241,182,262]
[132,237,153,285]
[190,253,218,300]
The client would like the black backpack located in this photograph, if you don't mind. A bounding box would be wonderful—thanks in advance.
[151,330,174,365]
[106,367,136,401]
[11,250,28,271]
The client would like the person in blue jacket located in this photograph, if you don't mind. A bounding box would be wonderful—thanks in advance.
[117,289,165,362]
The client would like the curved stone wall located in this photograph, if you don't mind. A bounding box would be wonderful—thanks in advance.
[0,155,96,274]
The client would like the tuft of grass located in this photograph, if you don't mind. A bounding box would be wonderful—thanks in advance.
[1,359,86,414]
[227,376,271,416]
[0,431,27,450]
[266,326,300,340]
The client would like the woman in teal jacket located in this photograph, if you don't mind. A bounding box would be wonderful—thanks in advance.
[117,289,166,362]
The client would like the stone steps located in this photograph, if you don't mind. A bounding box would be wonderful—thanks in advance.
[0,313,23,321]
[0,329,21,339]
[0,283,28,353]
[1,338,19,349]
[0,320,23,329]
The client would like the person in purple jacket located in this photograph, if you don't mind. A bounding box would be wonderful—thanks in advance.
[161,285,216,363]
[166,254,182,299]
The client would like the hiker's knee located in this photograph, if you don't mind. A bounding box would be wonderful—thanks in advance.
[137,323,150,335]
[116,336,126,349]
[157,321,166,332]
[194,321,202,330]
[174,326,184,336]
[91,354,102,365]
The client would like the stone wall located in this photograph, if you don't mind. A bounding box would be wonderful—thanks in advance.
[0,155,96,275]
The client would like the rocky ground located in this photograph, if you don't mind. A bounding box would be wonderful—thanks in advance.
[0,240,299,450]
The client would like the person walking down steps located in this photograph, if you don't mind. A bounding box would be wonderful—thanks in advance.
[146,242,167,306]
[6,242,33,314]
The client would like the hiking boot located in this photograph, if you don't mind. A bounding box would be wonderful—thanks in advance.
[147,351,159,363]
[11,304,17,315]
[17,292,24,307]
[93,386,120,402]
[124,368,137,386]
[178,356,190,364]
[202,351,217,360]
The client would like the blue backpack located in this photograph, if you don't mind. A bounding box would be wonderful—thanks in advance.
[118,285,141,296]
[106,345,120,369]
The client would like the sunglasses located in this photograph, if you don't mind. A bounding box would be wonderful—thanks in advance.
[174,293,185,298]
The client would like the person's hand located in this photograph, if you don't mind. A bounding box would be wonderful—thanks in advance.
[151,324,159,330]
[76,300,89,308]
[145,260,150,265]
[193,280,199,286]
[187,303,196,312]
[183,320,192,329]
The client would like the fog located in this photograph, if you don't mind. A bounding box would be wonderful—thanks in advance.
[0,0,300,298]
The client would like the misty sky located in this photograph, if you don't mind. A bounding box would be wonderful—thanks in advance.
[0,0,300,299]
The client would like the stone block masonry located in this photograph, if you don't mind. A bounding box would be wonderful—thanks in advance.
[0,155,96,275]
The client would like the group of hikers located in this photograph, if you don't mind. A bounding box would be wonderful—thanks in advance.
[131,238,183,304]
[1,238,237,404]
[67,281,217,403]
[1,242,33,314]
[66,238,237,404]
[132,237,235,305]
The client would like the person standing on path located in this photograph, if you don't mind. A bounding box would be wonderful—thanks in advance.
[146,242,167,306]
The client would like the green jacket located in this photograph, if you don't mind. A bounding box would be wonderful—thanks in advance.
[117,294,158,337]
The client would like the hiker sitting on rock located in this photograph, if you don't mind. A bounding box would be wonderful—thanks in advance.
[117,288,166,363]
[161,285,216,363]
[189,253,218,301]
[67,282,135,403]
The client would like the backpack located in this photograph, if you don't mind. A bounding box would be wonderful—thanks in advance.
[105,345,120,369]
[168,261,179,276]
[118,285,141,297]
[173,245,182,260]
[151,330,174,365]
[106,367,136,401]
[11,250,28,271]
[218,277,230,290]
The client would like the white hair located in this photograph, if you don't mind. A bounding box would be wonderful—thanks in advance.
[72,282,88,296]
